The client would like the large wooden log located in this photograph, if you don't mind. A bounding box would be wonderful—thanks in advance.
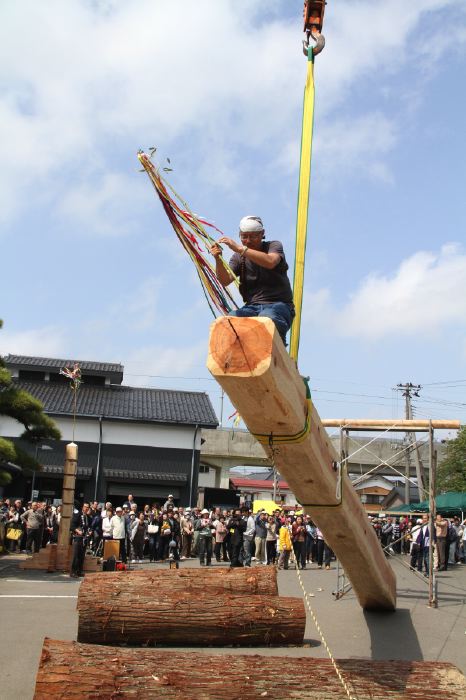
[207,316,396,611]
[77,589,304,646]
[35,639,466,700]
[81,566,278,596]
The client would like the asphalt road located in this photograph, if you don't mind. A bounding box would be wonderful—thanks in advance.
[1,554,465,699]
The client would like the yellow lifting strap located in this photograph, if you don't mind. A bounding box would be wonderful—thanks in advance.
[289,47,316,362]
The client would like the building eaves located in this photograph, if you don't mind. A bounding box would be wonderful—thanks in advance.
[14,380,218,428]
[104,469,187,482]
[5,354,123,375]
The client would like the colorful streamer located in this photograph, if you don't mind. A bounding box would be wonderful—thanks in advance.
[138,151,238,317]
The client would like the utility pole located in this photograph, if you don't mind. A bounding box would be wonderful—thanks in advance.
[220,389,224,427]
[397,383,427,502]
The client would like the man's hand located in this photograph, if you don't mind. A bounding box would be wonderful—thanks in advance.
[210,240,236,287]
[209,242,223,258]
[217,236,243,254]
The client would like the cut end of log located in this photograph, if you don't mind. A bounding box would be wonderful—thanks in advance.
[207,316,278,376]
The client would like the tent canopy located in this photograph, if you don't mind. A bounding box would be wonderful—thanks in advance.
[416,492,466,515]
[388,492,466,515]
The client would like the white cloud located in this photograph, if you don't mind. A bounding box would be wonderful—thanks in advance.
[1,326,67,357]
[314,113,397,184]
[275,113,397,183]
[123,341,206,388]
[307,244,466,340]
[57,172,148,236]
[121,278,162,332]
[0,0,462,229]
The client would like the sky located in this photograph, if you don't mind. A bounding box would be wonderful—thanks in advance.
[1,0,466,433]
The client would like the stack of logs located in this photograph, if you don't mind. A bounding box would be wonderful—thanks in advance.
[34,568,466,698]
[76,566,305,646]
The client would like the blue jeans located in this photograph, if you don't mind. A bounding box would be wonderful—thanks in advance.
[417,547,429,575]
[229,302,294,344]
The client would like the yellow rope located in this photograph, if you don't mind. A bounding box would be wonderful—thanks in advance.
[295,565,357,700]
[289,48,316,362]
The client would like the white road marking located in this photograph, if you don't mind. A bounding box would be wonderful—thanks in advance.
[0,595,78,598]
[4,579,72,583]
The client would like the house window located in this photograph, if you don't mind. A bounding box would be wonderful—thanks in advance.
[364,494,385,505]
[199,465,210,473]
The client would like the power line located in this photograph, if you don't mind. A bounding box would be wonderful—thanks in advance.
[422,378,466,387]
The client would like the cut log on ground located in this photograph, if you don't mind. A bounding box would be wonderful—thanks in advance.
[81,566,278,596]
[35,639,466,700]
[207,316,396,611]
[77,590,304,646]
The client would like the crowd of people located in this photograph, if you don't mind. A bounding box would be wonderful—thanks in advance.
[0,498,61,554]
[1,495,465,580]
[0,495,336,575]
[68,495,337,575]
[368,513,466,575]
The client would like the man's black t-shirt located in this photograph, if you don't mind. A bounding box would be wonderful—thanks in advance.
[229,240,293,305]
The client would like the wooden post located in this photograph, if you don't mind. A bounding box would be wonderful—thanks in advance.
[20,441,103,572]
[52,442,78,571]
[321,419,460,431]
[57,442,78,546]
[207,316,396,610]
[428,421,437,608]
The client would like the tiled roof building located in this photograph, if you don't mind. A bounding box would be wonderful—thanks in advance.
[2,355,217,506]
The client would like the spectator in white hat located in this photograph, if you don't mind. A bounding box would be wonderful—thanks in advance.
[195,508,214,566]
[163,494,175,511]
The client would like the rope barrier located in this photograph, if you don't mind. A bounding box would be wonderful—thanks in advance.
[294,564,357,700]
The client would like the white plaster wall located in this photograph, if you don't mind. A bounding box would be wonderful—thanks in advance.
[0,415,202,450]
[198,469,216,488]
[0,417,23,438]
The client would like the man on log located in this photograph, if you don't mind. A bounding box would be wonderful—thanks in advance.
[210,215,295,345]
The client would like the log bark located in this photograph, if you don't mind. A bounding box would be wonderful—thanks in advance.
[207,316,397,611]
[77,589,304,646]
[35,639,466,700]
[80,566,278,598]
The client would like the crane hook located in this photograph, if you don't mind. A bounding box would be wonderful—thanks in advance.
[303,27,325,57]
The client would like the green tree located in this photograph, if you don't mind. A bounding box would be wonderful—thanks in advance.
[436,425,466,493]
[0,319,61,485]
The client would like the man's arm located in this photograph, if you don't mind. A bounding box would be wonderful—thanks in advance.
[209,243,236,286]
[214,238,281,271]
